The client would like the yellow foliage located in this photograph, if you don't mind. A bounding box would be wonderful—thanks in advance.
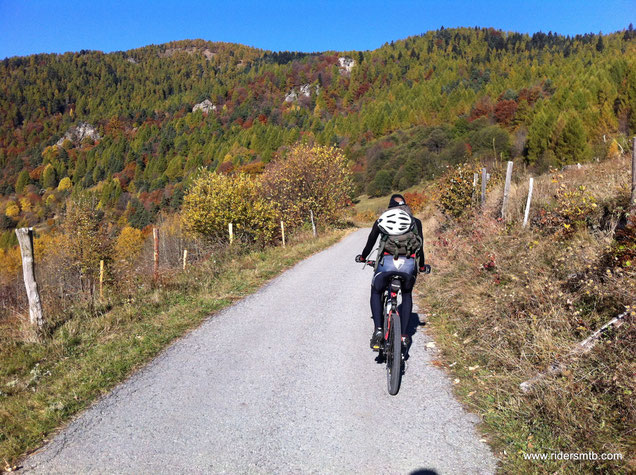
[34,232,72,270]
[261,144,353,229]
[19,197,32,213]
[57,177,72,191]
[41,145,59,162]
[5,202,20,218]
[63,197,110,282]
[0,246,21,285]
[182,171,278,244]
[114,226,145,269]
[606,140,621,159]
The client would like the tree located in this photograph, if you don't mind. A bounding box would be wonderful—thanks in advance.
[182,171,278,244]
[261,144,354,227]
[554,114,589,165]
[42,164,57,189]
[596,35,605,52]
[15,170,30,194]
[367,170,393,197]
[62,196,110,296]
[57,177,72,191]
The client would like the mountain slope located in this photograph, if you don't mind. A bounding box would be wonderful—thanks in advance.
[1,27,635,237]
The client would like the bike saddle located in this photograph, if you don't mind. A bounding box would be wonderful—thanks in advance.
[390,277,402,293]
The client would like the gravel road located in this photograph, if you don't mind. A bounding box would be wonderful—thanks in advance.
[21,229,497,474]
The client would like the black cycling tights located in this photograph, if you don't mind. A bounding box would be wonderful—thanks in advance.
[370,287,412,335]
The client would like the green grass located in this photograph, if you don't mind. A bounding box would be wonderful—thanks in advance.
[0,229,348,470]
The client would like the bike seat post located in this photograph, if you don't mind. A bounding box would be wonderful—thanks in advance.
[390,277,401,308]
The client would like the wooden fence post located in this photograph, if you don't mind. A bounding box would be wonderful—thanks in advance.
[15,228,44,335]
[523,177,534,228]
[228,223,233,245]
[631,136,636,208]
[481,167,487,206]
[153,227,159,281]
[183,249,188,270]
[99,260,104,300]
[310,210,317,237]
[281,220,286,247]
[501,161,514,219]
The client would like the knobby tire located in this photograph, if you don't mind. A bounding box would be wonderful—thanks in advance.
[387,311,402,395]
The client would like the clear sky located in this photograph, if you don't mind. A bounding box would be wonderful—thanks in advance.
[0,0,633,59]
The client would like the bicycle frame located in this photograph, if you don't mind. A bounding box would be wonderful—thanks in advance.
[382,277,403,343]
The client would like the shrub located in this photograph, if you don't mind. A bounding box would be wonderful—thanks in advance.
[262,144,353,228]
[182,171,278,245]
[438,163,479,218]
[537,170,599,235]
[57,177,72,191]
[403,191,427,213]
[62,196,111,295]
[113,226,146,291]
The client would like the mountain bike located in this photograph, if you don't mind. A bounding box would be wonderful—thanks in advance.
[365,259,404,395]
[364,258,431,395]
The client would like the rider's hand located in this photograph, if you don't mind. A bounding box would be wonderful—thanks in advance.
[355,254,365,263]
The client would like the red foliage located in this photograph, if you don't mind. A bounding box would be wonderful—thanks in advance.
[238,161,265,175]
[27,192,42,205]
[482,254,496,271]
[217,161,234,174]
[29,165,44,181]
[403,191,427,213]
[518,86,543,105]
[354,83,371,100]
[494,99,518,124]
[469,97,494,121]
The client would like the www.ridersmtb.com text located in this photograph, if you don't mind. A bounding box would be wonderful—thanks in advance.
[523,452,623,461]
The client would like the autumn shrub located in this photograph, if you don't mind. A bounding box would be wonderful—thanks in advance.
[182,171,278,245]
[261,144,353,229]
[403,191,427,213]
[113,226,146,291]
[0,245,21,320]
[535,170,600,235]
[437,163,479,218]
[62,196,112,297]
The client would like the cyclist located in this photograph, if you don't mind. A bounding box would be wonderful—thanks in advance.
[355,194,427,351]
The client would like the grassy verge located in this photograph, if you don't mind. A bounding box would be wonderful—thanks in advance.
[415,157,634,474]
[0,228,348,470]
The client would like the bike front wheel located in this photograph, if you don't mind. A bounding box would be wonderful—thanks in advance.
[386,310,402,395]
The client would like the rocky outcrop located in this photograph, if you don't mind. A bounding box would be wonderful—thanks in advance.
[338,57,355,74]
[192,99,217,113]
[55,122,101,146]
[284,84,320,103]
[126,57,138,64]
[161,47,216,60]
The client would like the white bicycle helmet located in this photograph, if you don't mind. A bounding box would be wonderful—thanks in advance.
[377,209,412,235]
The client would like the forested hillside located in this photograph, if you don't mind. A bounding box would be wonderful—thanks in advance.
[1,27,635,242]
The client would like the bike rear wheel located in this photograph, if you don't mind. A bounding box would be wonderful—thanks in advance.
[386,310,402,395]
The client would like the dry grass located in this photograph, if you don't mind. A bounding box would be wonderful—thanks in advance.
[416,155,635,473]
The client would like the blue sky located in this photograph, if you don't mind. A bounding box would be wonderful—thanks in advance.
[0,0,633,58]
